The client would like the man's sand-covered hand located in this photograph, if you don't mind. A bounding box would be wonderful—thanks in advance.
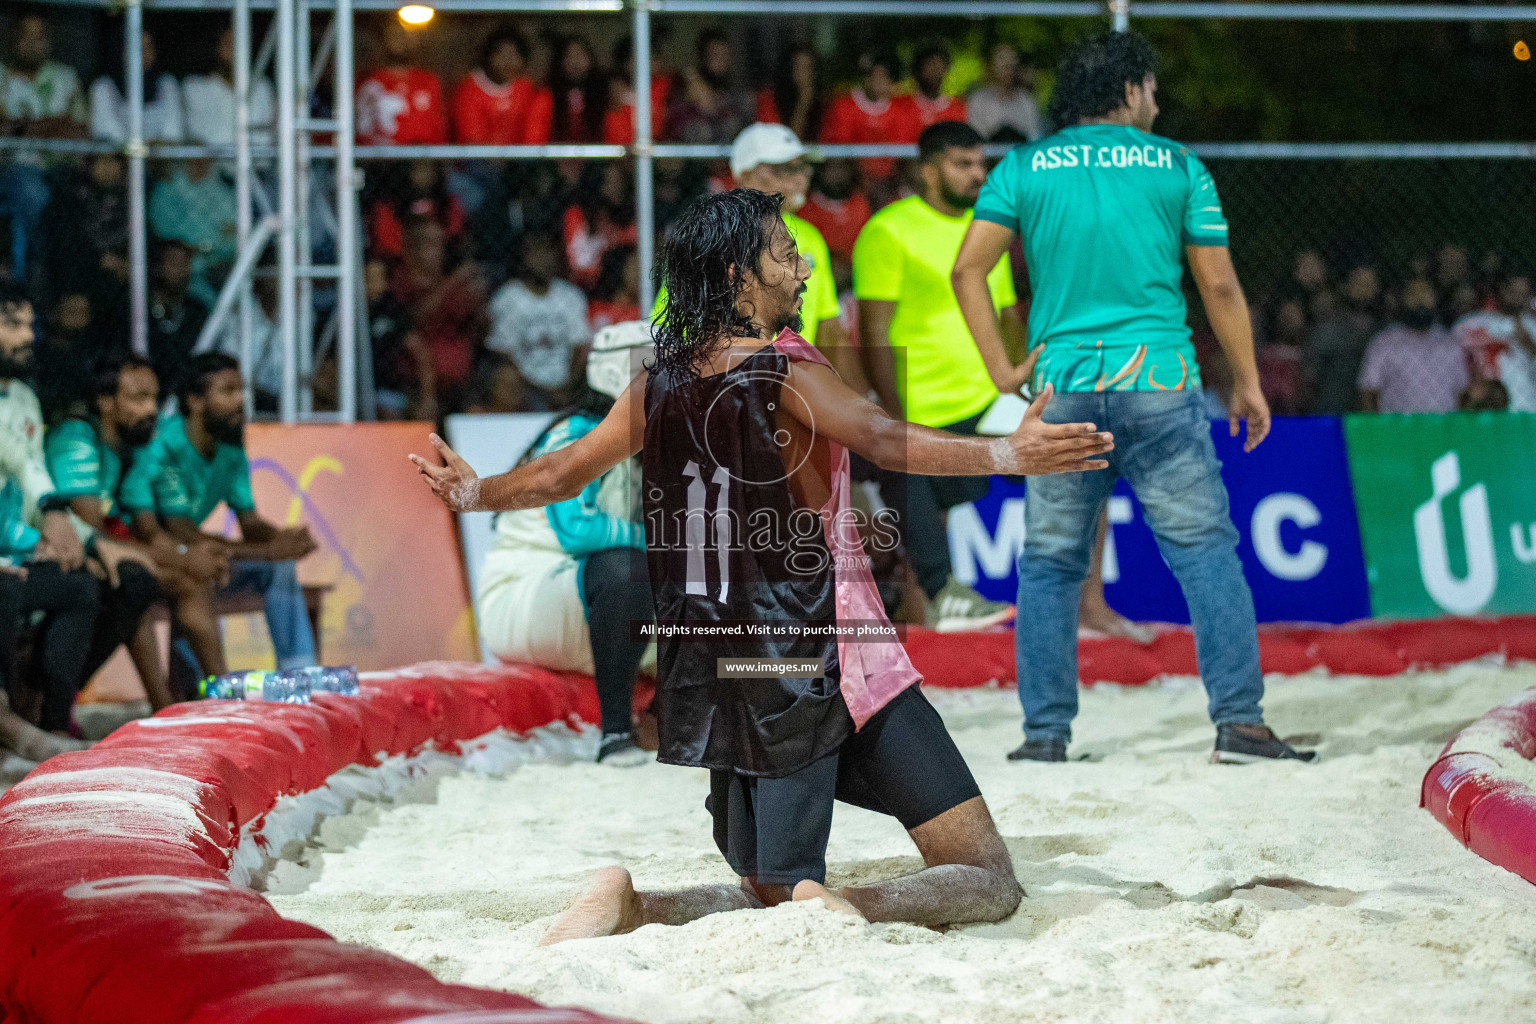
[410,434,483,513]
[997,383,1114,475]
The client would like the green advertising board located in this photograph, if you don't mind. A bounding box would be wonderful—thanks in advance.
[1344,412,1536,618]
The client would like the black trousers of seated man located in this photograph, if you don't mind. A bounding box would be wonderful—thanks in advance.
[850,408,997,603]
[0,560,161,732]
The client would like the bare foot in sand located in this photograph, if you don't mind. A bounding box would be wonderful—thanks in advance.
[539,866,645,945]
[1078,600,1157,645]
[0,708,87,763]
[791,880,866,920]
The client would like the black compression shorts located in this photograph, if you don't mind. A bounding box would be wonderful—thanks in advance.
[706,684,982,886]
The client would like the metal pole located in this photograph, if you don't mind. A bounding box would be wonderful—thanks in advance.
[1110,0,1129,29]
[354,186,376,420]
[310,17,338,94]
[235,0,256,417]
[297,0,315,417]
[634,0,655,314]
[191,216,281,355]
[278,0,299,423]
[126,1,148,357]
[335,0,357,422]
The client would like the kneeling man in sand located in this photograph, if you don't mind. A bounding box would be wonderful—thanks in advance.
[414,189,1114,941]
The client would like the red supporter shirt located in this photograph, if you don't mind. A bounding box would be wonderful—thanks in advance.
[390,264,485,393]
[562,205,640,291]
[819,88,922,180]
[356,68,448,145]
[369,195,466,261]
[798,190,872,262]
[451,70,552,145]
[601,75,673,146]
[589,299,642,333]
[907,91,967,127]
[756,89,779,125]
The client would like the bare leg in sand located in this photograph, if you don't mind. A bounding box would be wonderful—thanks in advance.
[1077,508,1157,644]
[0,704,88,762]
[539,870,862,945]
[539,796,1018,943]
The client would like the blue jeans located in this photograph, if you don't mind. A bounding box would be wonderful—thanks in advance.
[223,559,317,670]
[0,164,50,280]
[1016,389,1264,742]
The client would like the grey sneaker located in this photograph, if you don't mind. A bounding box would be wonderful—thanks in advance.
[929,576,1016,633]
[1212,723,1317,764]
[597,732,649,767]
[1007,737,1068,763]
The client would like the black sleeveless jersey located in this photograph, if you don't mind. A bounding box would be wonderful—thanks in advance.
[640,345,851,777]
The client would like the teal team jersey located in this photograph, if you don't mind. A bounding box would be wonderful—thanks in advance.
[119,414,256,524]
[44,418,125,517]
[973,123,1230,393]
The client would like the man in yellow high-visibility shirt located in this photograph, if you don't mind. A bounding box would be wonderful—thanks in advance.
[853,121,1022,632]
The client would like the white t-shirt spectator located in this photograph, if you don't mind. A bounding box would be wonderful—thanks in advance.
[89,74,184,143]
[182,73,275,146]
[486,279,590,391]
[1357,323,1466,413]
[966,85,1042,141]
[0,61,86,166]
[1455,310,1536,412]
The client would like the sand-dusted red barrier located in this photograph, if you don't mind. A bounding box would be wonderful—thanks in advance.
[1422,684,1536,888]
[6,615,1534,1021]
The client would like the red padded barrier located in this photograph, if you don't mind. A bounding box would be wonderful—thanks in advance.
[1422,686,1536,887]
[6,617,1535,1022]
[1498,618,1536,662]
[0,666,638,1024]
[903,616,1536,689]
[182,978,610,1024]
[1368,617,1503,668]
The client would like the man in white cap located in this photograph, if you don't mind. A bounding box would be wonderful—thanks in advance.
[473,321,656,766]
[660,123,868,392]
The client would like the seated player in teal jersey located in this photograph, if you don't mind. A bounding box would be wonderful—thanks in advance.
[46,355,231,700]
[120,353,319,685]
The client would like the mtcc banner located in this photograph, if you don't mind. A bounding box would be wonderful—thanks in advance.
[950,417,1372,624]
[1345,413,1536,618]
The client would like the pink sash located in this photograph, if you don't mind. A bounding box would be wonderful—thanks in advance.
[774,330,922,727]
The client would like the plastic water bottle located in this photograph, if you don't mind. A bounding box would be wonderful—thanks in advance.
[284,665,360,697]
[198,670,311,703]
[314,665,360,696]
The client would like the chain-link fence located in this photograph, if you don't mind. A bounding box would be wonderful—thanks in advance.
[6,142,1533,422]
[1203,157,1536,416]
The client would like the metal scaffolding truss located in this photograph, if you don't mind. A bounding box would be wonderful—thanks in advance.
[20,0,1536,421]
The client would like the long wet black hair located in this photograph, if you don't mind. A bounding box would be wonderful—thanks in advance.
[1046,30,1156,129]
[651,188,786,379]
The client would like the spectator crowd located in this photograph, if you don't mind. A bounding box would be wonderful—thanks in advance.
[1,7,1531,433]
[1,278,319,763]
[1231,244,1534,417]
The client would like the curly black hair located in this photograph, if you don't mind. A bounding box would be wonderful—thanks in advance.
[1046,31,1157,129]
[652,188,787,378]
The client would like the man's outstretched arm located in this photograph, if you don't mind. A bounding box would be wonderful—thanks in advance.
[412,373,646,513]
[784,360,1112,477]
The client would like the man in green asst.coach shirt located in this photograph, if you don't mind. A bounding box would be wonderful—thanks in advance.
[955,31,1313,766]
